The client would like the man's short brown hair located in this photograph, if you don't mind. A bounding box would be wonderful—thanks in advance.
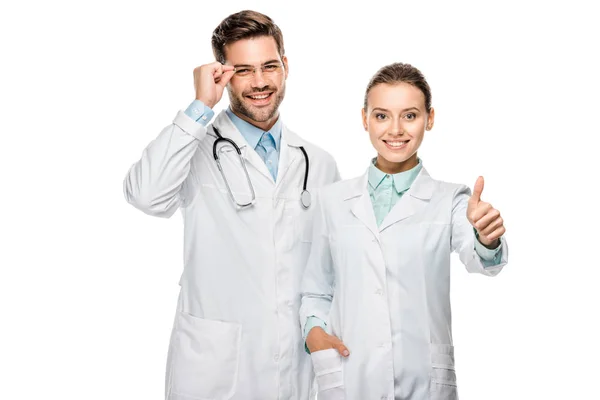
[211,10,285,64]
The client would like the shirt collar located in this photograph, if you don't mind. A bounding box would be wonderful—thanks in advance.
[368,158,423,194]
[225,107,282,151]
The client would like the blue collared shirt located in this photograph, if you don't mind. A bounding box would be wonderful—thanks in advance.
[184,100,282,180]
[368,158,423,226]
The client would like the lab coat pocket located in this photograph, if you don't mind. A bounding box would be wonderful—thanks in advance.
[430,344,459,400]
[310,348,345,399]
[168,312,242,400]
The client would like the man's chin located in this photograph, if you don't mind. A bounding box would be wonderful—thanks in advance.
[243,105,276,122]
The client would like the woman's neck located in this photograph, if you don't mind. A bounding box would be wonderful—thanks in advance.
[375,154,418,174]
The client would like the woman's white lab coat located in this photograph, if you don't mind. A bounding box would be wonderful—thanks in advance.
[124,110,339,399]
[299,167,508,400]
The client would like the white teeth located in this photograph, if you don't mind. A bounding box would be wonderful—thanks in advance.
[386,141,408,147]
[250,94,269,99]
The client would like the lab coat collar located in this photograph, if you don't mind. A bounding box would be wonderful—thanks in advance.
[345,165,435,235]
[210,110,308,186]
[210,110,307,148]
[210,110,249,147]
[378,167,435,232]
[368,158,423,194]
[210,111,274,183]
[344,164,434,200]
[281,126,307,148]
[406,167,435,200]
[275,126,309,188]
[225,107,282,151]
[346,173,380,241]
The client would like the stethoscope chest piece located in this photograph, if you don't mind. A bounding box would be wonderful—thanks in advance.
[301,190,311,209]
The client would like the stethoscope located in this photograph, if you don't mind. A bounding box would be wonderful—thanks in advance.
[212,126,311,210]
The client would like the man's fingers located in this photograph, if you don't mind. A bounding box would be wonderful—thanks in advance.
[216,69,235,88]
[205,61,225,72]
[206,62,234,74]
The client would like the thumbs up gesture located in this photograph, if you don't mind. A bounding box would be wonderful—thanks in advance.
[467,176,506,248]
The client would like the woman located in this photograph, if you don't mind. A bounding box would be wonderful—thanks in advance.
[299,62,508,400]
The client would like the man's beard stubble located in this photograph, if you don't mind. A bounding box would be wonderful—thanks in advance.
[228,84,286,123]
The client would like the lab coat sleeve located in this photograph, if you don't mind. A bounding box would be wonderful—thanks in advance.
[299,192,335,335]
[451,185,508,276]
[123,111,207,218]
[332,159,342,183]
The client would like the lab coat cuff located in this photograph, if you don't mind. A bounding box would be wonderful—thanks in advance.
[173,110,208,141]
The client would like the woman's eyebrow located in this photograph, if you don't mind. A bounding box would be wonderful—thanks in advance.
[402,107,421,112]
[371,106,421,112]
[372,107,390,113]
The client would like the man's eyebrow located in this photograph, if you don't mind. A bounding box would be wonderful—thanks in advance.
[233,60,280,68]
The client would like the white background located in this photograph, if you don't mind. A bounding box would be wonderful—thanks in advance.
[1,0,598,399]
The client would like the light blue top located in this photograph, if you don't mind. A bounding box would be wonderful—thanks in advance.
[184,100,282,180]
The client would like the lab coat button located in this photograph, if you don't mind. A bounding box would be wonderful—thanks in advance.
[273,354,280,362]
[375,289,383,295]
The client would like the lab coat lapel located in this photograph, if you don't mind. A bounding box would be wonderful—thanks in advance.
[347,172,381,242]
[242,147,275,183]
[212,111,275,183]
[378,167,435,232]
[275,126,301,188]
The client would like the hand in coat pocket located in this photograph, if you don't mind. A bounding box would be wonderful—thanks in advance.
[306,327,350,357]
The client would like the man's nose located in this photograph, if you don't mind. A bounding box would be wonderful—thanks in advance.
[250,68,267,88]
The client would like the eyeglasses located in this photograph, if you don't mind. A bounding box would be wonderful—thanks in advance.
[232,62,284,79]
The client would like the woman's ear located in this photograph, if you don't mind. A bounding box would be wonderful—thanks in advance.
[362,108,368,131]
[426,107,435,130]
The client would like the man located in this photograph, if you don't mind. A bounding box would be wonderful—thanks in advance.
[123,10,339,400]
